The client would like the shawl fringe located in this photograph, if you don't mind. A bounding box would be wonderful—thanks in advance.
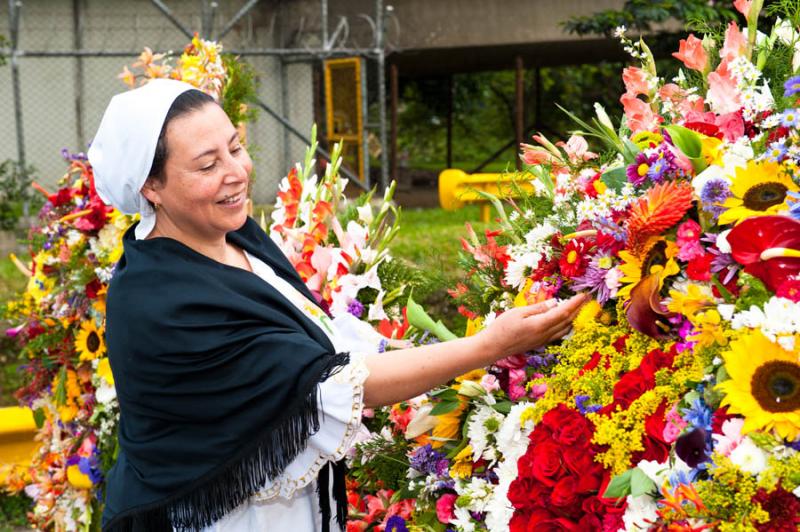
[104,352,351,532]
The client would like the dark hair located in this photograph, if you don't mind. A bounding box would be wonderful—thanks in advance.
[147,89,217,184]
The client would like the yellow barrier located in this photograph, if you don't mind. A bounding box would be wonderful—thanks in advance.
[0,406,38,484]
[438,169,535,222]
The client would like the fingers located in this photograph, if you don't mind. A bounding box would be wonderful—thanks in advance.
[526,293,588,325]
[519,298,558,317]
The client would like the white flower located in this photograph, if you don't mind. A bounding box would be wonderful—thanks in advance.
[367,290,389,321]
[778,335,796,352]
[712,417,744,456]
[95,382,117,404]
[729,437,768,475]
[622,494,660,531]
[504,251,541,290]
[356,204,373,225]
[451,506,476,532]
[467,404,503,462]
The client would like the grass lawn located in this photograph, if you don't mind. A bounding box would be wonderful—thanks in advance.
[390,205,490,333]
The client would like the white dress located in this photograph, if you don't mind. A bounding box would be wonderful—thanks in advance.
[193,251,376,531]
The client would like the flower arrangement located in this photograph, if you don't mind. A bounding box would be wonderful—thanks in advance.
[346,2,800,530]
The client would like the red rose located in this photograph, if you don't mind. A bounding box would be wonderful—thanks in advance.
[539,517,580,532]
[581,495,605,515]
[578,513,603,530]
[550,476,579,509]
[575,462,605,493]
[639,347,676,376]
[611,368,653,409]
[531,442,564,485]
[562,447,593,476]
[553,420,591,446]
[632,402,670,464]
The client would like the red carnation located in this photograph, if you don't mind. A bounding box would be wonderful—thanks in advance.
[752,485,800,531]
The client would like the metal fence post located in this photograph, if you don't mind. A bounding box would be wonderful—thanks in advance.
[8,0,25,166]
[376,0,388,190]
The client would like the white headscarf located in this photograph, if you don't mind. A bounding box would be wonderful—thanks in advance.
[88,79,195,240]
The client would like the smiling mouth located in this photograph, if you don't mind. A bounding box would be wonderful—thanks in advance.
[218,192,244,205]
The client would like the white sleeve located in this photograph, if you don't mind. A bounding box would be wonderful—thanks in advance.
[252,352,370,501]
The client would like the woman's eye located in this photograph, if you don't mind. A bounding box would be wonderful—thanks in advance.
[231,145,242,154]
[200,162,216,172]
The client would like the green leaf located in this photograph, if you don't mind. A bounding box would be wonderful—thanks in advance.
[630,468,657,497]
[406,292,458,342]
[603,469,634,499]
[430,400,461,416]
[54,365,67,407]
[431,388,459,401]
[601,166,629,192]
[492,400,513,414]
[664,125,708,174]
[33,408,45,429]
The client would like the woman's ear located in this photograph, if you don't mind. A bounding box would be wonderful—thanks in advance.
[140,177,163,206]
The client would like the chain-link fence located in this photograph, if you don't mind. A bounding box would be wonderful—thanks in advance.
[1,0,387,205]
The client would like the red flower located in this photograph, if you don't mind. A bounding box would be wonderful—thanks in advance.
[776,277,800,302]
[727,215,800,292]
[751,485,800,531]
[550,476,579,509]
[687,252,714,281]
[531,442,563,485]
[559,238,590,279]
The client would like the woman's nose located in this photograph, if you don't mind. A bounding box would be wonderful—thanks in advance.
[223,152,249,182]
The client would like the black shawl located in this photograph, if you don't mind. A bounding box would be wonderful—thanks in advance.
[102,217,349,531]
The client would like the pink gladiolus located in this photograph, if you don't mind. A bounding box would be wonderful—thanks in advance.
[707,61,742,115]
[557,135,598,163]
[622,66,651,97]
[672,34,708,72]
[734,0,752,17]
[520,144,557,166]
[720,22,748,62]
[436,494,457,524]
[716,111,745,142]
[620,92,661,134]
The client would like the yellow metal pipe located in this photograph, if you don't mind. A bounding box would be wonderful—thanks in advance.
[438,168,535,222]
[0,407,39,484]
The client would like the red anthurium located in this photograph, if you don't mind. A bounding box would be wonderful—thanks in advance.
[727,216,800,292]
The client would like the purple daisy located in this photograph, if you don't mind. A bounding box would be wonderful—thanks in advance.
[626,151,657,186]
[785,75,800,97]
[572,253,616,304]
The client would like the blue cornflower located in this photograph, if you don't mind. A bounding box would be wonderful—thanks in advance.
[784,75,800,97]
[682,398,713,431]
[766,139,788,162]
[781,108,800,128]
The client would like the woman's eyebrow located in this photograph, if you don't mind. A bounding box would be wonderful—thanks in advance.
[191,133,239,161]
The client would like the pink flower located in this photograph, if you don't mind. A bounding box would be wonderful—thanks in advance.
[385,499,414,522]
[528,373,547,399]
[520,144,560,167]
[712,418,745,456]
[707,61,742,115]
[389,404,415,432]
[663,404,688,444]
[557,134,598,163]
[508,368,527,401]
[676,220,704,261]
[716,111,745,142]
[734,0,752,17]
[622,66,651,97]
[480,374,500,393]
[659,83,705,119]
[721,22,748,62]
[362,408,375,418]
[620,93,661,134]
[436,493,457,524]
[672,34,708,72]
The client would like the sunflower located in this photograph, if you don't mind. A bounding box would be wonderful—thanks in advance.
[717,330,800,441]
[718,161,799,225]
[617,239,680,300]
[74,320,106,361]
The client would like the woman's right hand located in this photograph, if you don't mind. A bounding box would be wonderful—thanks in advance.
[474,293,589,364]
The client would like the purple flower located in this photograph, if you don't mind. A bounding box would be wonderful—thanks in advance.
[385,516,409,532]
[781,108,800,128]
[627,151,656,186]
[766,140,788,162]
[700,178,732,220]
[347,299,364,318]
[788,191,800,221]
[785,75,800,97]
[675,428,709,468]
[571,252,616,304]
[409,444,448,476]
[575,395,601,414]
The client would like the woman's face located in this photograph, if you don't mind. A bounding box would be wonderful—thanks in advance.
[143,102,252,241]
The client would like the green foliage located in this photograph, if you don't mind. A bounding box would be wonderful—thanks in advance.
[563,0,736,37]
[221,54,258,127]
[349,433,411,492]
[0,492,31,531]
[0,161,39,231]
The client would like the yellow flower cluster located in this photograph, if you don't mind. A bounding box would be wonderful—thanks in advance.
[693,455,769,528]
[589,389,669,474]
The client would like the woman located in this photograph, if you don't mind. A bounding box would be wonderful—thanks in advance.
[88,79,586,532]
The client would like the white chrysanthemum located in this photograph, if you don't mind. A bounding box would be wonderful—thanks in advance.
[731,297,800,345]
[451,506,476,532]
[503,251,541,290]
[467,404,504,462]
[729,437,768,475]
[524,221,557,247]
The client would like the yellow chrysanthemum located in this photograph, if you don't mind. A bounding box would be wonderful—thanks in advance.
[617,239,680,300]
[717,331,800,441]
[74,320,106,361]
[449,445,474,479]
[718,160,799,225]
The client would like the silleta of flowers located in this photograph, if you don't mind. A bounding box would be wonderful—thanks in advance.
[344,2,800,531]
